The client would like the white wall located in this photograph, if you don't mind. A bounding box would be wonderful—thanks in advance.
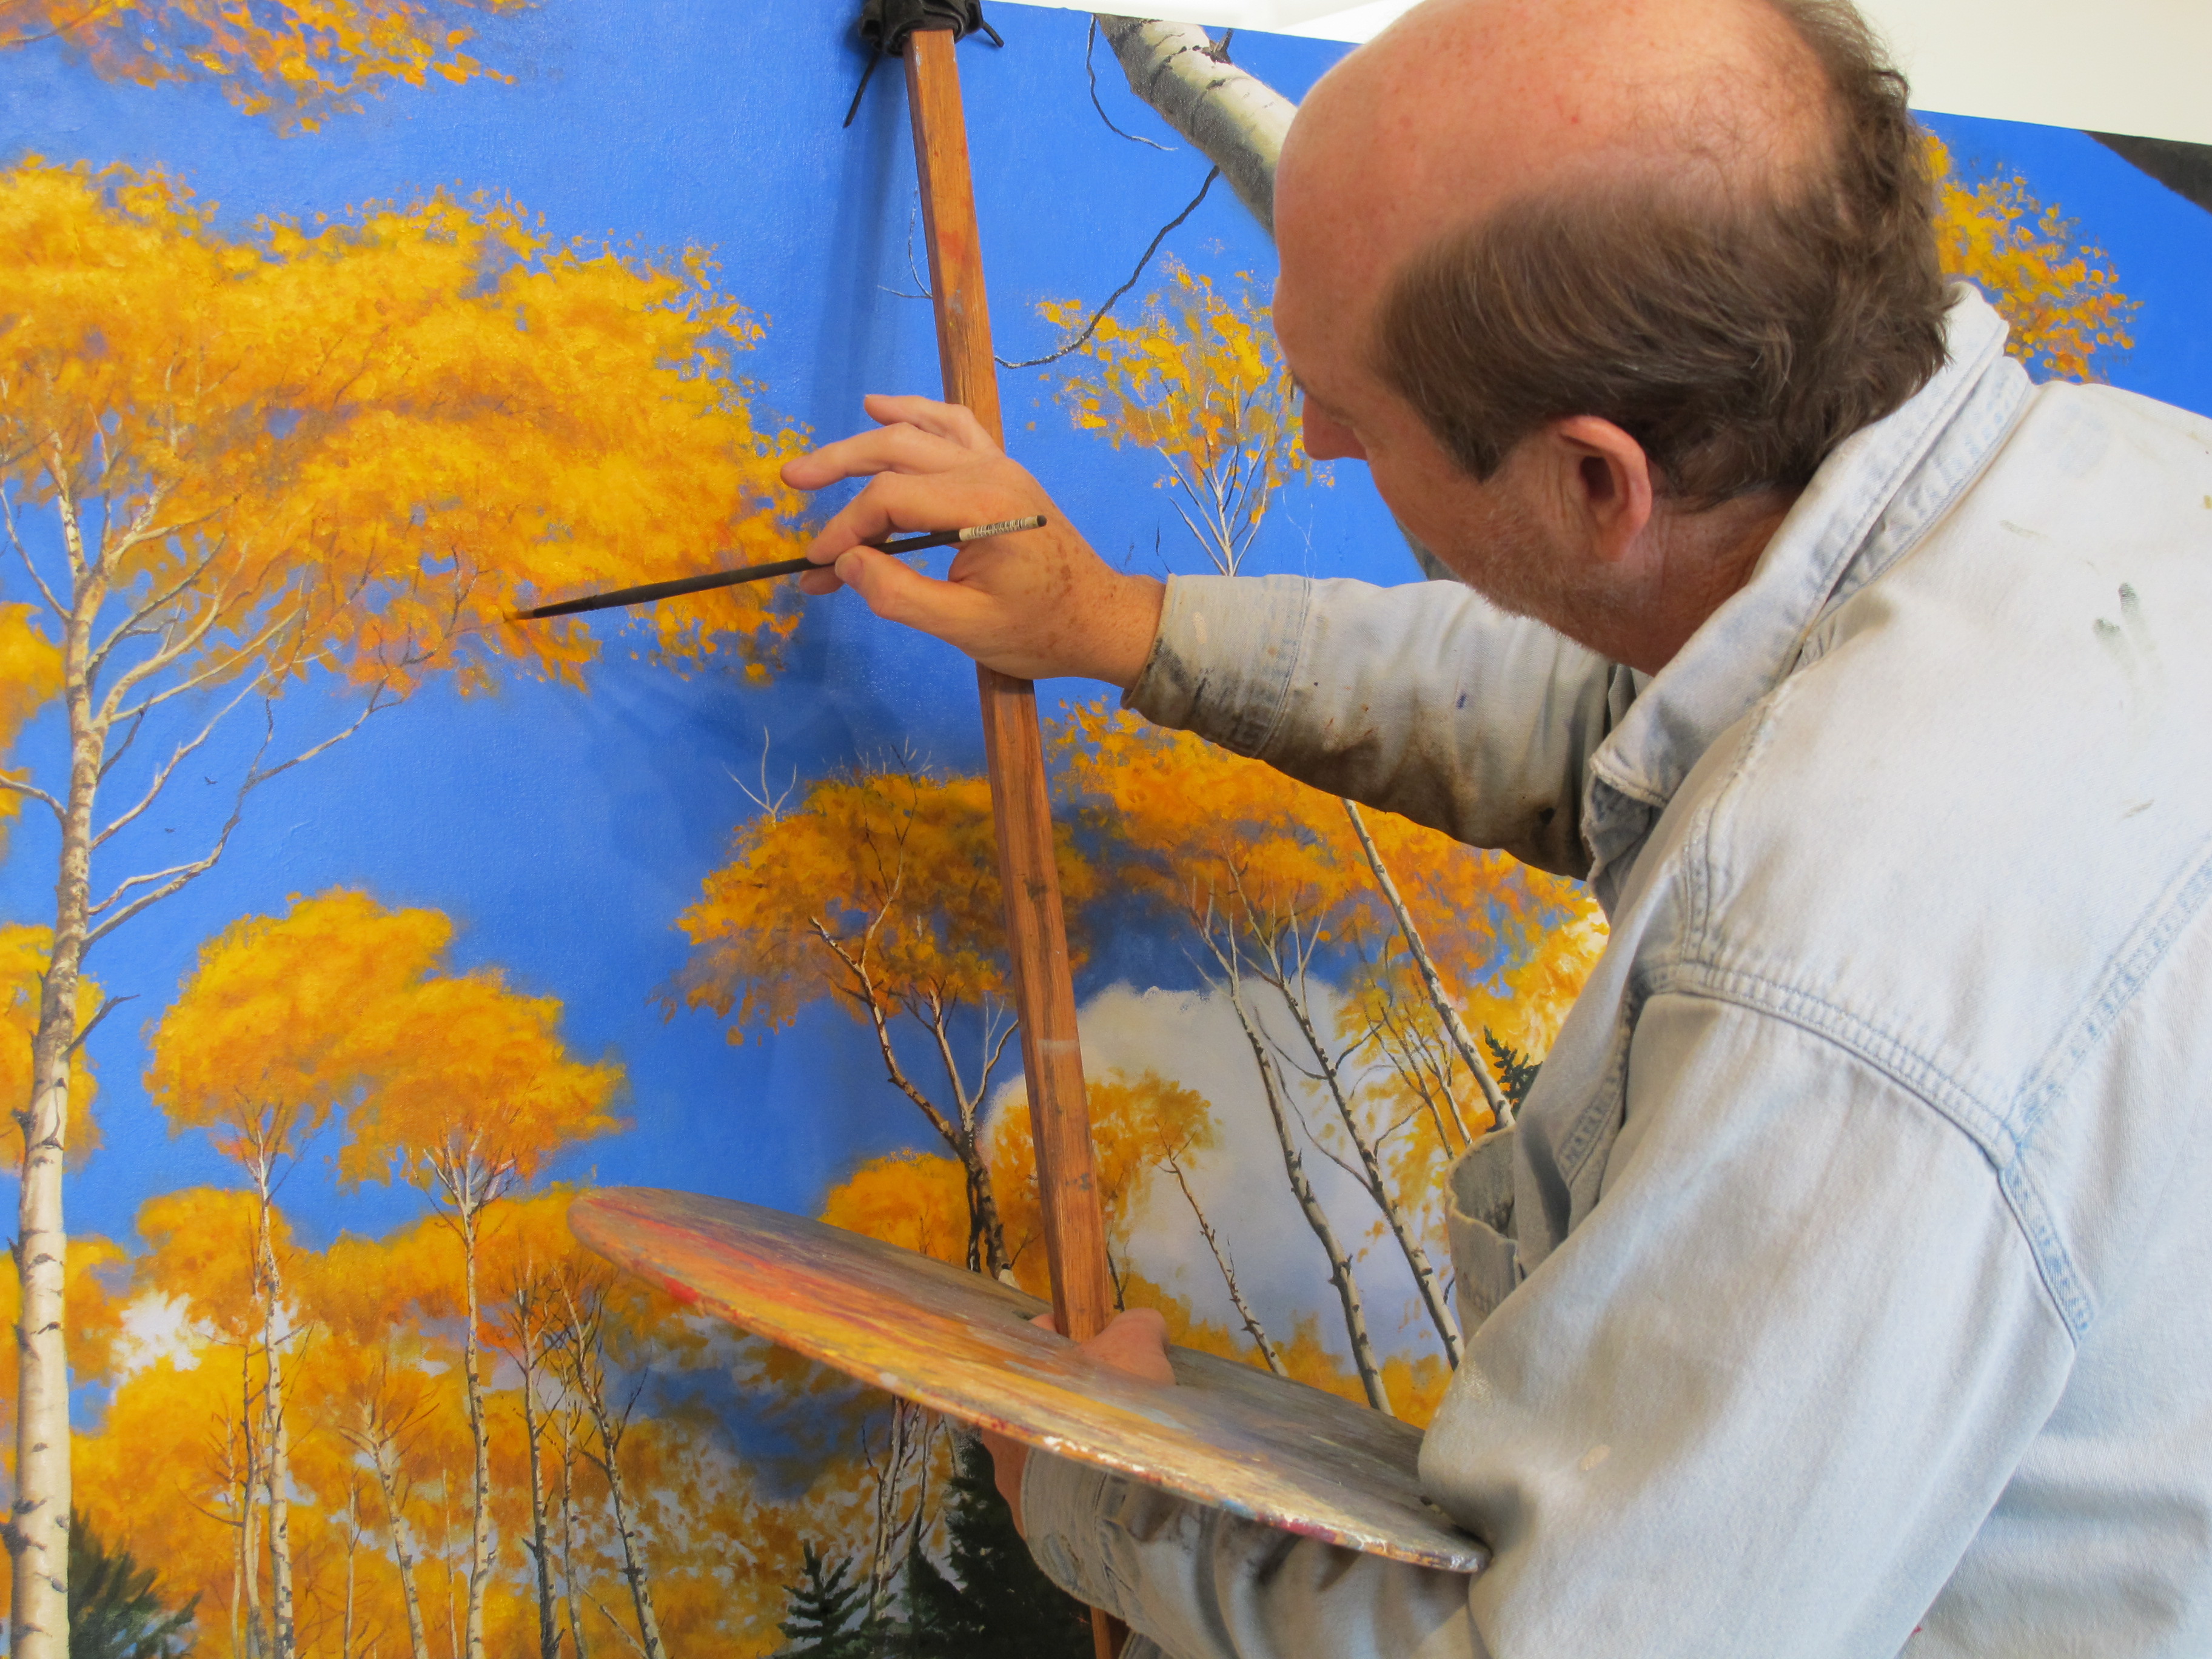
[1024,1,2212,146]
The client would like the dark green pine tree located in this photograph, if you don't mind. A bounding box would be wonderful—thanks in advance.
[898,1435,1093,1659]
[778,1542,873,1659]
[69,1510,196,1659]
[1483,1028,1542,1112]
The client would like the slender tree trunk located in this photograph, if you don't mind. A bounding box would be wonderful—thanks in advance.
[457,1201,491,1659]
[836,951,1011,1277]
[864,1401,922,1624]
[1210,941,1391,1412]
[369,1438,431,1659]
[256,1158,300,1659]
[1270,975,1463,1366]
[343,1484,360,1659]
[520,1362,561,1659]
[244,1481,267,1659]
[594,1430,663,1659]
[6,473,106,1659]
[1093,16,1294,233]
[1342,800,1512,1128]
[1164,1154,1285,1376]
[557,1426,588,1659]
[563,1300,664,1659]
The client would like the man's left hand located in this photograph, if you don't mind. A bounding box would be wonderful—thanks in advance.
[984,1307,1175,1536]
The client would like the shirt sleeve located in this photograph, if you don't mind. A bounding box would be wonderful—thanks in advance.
[1022,994,2076,1659]
[1122,574,1627,877]
[1021,1454,1481,1659]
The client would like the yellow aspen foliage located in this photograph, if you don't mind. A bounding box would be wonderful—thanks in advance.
[1041,263,1318,574]
[1930,135,2137,381]
[339,966,624,1197]
[820,1149,974,1268]
[132,1184,269,1333]
[72,1355,258,1638]
[145,888,452,1158]
[675,763,1094,1036]
[0,159,808,695]
[0,0,525,134]
[0,923,98,1164]
[1057,700,1587,993]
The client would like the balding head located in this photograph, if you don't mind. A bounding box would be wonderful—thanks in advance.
[1275,0,1946,514]
[1282,0,1827,316]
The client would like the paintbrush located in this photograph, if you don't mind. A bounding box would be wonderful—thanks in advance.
[509,514,1048,621]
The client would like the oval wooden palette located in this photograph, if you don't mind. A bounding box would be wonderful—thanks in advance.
[569,1187,1485,1571]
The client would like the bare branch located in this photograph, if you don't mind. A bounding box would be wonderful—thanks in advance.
[84,690,386,950]
[64,991,136,1058]
[0,774,64,824]
[0,482,64,617]
[92,675,260,848]
[997,168,1220,369]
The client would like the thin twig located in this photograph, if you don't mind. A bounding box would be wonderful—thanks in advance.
[997,168,1219,369]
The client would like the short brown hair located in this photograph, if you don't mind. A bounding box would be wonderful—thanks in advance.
[1374,0,1948,504]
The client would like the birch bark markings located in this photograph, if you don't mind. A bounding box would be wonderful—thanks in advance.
[1093,17,1293,233]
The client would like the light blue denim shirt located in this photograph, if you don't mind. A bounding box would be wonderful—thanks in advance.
[1021,287,2212,1658]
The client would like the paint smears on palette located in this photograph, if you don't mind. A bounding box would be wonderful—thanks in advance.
[569,1188,1487,1570]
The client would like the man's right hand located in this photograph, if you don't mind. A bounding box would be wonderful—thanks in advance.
[783,394,1167,689]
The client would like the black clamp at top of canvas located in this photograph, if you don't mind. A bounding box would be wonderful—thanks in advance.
[843,0,1004,127]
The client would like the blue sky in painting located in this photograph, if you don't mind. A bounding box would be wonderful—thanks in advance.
[0,2,2206,1277]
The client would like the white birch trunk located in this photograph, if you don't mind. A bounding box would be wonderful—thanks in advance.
[254,1156,300,1659]
[5,471,103,1659]
[369,1437,431,1659]
[1095,16,1295,233]
[557,1424,589,1659]
[457,1196,491,1659]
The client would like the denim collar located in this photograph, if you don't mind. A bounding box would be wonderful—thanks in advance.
[1581,287,2032,907]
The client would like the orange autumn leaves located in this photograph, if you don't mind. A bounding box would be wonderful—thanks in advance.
[1930,136,2137,380]
[149,891,622,1186]
[0,0,525,133]
[0,159,809,701]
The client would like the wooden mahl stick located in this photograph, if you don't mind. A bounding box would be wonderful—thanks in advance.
[899,24,1128,1659]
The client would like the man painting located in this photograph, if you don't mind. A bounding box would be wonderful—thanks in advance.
[783,0,2212,1651]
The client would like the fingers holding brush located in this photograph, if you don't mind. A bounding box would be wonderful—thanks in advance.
[799,467,1162,688]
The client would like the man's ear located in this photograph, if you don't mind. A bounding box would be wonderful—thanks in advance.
[1546,415,1656,566]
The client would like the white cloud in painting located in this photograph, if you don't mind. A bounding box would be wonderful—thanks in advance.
[113,1292,202,1377]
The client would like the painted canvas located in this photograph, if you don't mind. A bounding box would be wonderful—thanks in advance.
[0,2,2205,1655]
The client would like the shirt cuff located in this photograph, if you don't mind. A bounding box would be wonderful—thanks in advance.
[1022,1451,1133,1615]
[1124,573,1314,757]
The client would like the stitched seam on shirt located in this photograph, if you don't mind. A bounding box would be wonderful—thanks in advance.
[1682,685,1791,973]
[1660,960,2092,1338]
[1239,576,1314,759]
[2011,834,2212,1146]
